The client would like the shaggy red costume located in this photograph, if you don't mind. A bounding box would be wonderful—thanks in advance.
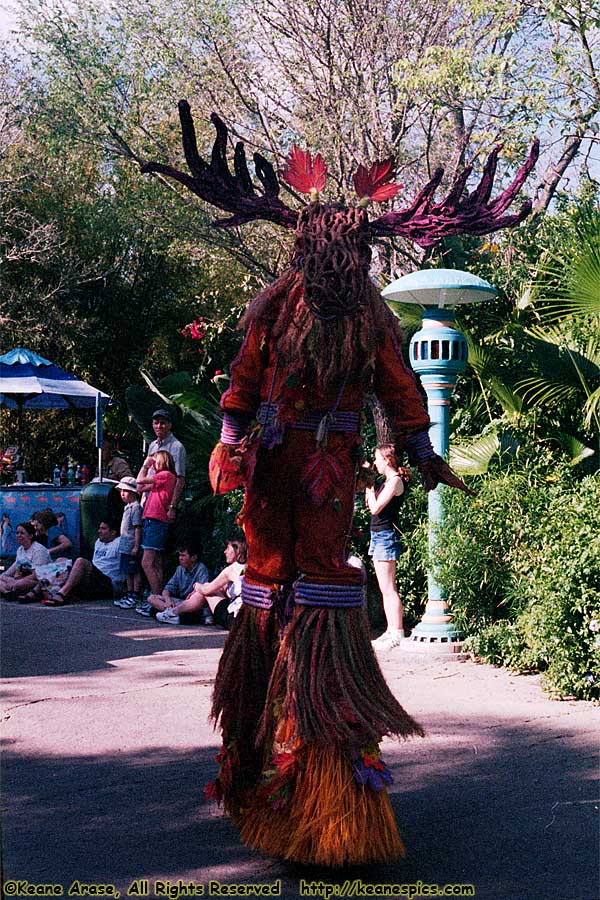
[141,104,538,865]
[209,276,430,864]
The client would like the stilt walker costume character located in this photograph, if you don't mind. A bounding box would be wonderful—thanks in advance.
[141,105,538,866]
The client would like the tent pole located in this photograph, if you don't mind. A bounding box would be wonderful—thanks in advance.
[96,392,104,482]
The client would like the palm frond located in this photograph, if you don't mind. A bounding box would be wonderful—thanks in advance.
[515,376,578,408]
[449,432,501,475]
[486,377,524,417]
[553,431,595,466]
[139,368,193,404]
[384,299,424,327]
[533,209,600,321]
[170,389,223,430]
[465,332,498,379]
[518,332,598,386]
[583,386,600,431]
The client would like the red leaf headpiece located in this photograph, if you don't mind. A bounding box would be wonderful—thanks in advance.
[282,146,327,196]
[353,159,403,203]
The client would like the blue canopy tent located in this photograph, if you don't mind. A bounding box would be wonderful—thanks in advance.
[0,348,110,474]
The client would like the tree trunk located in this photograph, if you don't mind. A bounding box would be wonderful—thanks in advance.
[534,132,586,213]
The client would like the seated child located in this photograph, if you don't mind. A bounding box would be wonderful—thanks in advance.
[136,540,209,618]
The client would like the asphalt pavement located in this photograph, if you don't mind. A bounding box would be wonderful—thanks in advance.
[1,598,598,900]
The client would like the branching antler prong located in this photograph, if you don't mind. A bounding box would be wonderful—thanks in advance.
[371,142,539,247]
[141,102,297,230]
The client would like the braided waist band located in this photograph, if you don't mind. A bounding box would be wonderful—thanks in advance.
[256,402,360,433]
[242,578,365,610]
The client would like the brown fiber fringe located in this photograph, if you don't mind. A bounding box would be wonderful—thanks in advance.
[211,604,280,816]
[258,605,424,755]
[238,743,405,867]
[241,270,404,393]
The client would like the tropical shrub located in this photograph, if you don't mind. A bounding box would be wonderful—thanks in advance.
[438,454,600,700]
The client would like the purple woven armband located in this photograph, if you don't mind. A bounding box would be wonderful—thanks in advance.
[221,411,252,445]
[404,430,435,463]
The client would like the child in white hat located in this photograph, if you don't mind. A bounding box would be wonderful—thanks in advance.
[113,476,142,609]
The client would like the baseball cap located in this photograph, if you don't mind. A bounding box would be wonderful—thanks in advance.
[151,408,173,422]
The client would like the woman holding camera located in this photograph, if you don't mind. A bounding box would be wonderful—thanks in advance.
[365,444,411,651]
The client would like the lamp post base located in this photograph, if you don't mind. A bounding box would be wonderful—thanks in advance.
[401,599,468,656]
[401,636,467,657]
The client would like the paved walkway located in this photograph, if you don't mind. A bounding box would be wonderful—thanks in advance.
[1,599,598,900]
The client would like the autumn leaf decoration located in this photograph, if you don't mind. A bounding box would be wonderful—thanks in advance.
[353,159,403,207]
[300,446,344,507]
[282,146,327,202]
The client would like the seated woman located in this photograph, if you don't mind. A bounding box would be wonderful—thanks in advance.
[156,538,247,627]
[0,522,51,600]
[31,509,73,559]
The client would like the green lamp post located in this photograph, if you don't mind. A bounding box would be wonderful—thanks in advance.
[381,269,498,653]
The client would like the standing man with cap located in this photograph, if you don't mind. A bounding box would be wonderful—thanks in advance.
[135,409,186,611]
[138,410,186,518]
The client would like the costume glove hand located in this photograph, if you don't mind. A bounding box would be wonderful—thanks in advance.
[209,441,246,494]
[418,454,474,495]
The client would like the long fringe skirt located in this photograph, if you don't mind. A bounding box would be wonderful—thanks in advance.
[211,603,423,866]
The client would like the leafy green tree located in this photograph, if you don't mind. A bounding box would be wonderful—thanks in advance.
[15,0,598,281]
[0,57,254,474]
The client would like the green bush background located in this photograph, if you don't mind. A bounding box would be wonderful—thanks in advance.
[435,454,600,701]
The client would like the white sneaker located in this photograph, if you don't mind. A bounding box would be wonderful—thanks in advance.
[114,595,137,608]
[372,630,405,651]
[135,601,153,617]
[157,608,180,625]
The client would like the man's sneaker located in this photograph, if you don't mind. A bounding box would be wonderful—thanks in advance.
[201,609,214,626]
[157,607,180,625]
[372,629,405,651]
[114,594,137,609]
[135,601,153,617]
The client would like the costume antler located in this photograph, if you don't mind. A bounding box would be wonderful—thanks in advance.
[141,100,298,229]
[371,140,540,248]
[142,102,538,246]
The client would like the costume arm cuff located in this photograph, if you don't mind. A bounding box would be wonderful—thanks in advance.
[221,410,252,445]
[404,430,435,464]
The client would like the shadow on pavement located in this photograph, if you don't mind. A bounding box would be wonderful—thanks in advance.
[1,599,598,900]
[1,599,226,678]
[2,720,598,900]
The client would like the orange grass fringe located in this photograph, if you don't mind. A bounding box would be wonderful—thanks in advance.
[238,743,405,867]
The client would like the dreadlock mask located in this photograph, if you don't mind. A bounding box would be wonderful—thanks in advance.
[294,203,372,321]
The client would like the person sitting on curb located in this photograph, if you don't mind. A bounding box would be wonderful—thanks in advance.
[31,508,73,560]
[43,520,121,606]
[137,540,209,618]
[157,538,246,627]
[0,522,51,601]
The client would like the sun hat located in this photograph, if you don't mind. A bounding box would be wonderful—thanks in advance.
[152,408,173,421]
[115,476,140,495]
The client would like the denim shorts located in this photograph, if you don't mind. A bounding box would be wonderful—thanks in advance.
[368,528,403,561]
[120,552,141,576]
[141,518,170,551]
